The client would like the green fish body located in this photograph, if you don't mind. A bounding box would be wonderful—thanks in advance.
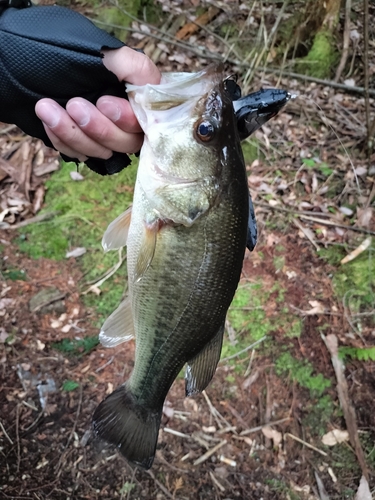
[93,66,249,469]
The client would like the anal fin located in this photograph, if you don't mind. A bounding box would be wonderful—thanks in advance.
[185,322,225,397]
[99,296,134,348]
[102,206,132,252]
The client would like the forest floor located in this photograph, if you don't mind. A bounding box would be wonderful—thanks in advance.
[1,1,375,499]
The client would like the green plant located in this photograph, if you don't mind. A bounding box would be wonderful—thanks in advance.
[339,346,375,362]
[62,380,80,392]
[52,335,99,356]
[275,351,331,397]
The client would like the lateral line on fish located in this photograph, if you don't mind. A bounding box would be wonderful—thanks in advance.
[137,216,210,401]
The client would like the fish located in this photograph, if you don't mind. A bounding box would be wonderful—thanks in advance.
[92,66,290,469]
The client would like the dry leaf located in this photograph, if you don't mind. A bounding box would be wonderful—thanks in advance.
[355,476,372,500]
[306,300,325,315]
[262,426,282,447]
[322,429,349,446]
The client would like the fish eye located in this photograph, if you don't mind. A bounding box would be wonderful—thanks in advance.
[196,121,215,142]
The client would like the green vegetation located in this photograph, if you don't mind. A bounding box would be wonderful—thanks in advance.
[62,380,80,392]
[339,346,375,362]
[275,351,331,397]
[241,139,260,165]
[52,335,99,356]
[17,160,137,322]
[1,267,27,281]
[297,30,339,79]
[96,0,163,42]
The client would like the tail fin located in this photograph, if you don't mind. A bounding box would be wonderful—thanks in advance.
[92,385,162,469]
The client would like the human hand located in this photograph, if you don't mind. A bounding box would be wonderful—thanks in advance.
[35,46,161,162]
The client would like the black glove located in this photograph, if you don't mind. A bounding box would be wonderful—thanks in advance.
[0,4,132,175]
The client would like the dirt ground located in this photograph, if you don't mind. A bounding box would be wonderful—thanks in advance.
[1,1,375,499]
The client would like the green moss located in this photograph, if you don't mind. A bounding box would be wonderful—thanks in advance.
[16,159,137,323]
[275,351,331,397]
[297,30,339,79]
[53,335,99,356]
[333,247,375,310]
[242,139,259,165]
[96,0,163,41]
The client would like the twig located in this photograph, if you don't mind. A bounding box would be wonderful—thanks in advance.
[193,439,227,465]
[146,470,174,500]
[95,356,115,373]
[335,0,352,82]
[220,336,266,362]
[16,403,21,472]
[82,248,125,294]
[259,202,375,236]
[322,334,369,480]
[209,471,226,492]
[1,211,59,230]
[239,417,291,436]
[363,0,373,155]
[163,427,190,439]
[292,218,320,251]
[285,432,328,457]
[93,15,375,97]
[202,390,234,431]
[0,419,13,445]
[65,385,83,450]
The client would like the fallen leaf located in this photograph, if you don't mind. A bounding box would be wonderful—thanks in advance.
[355,475,372,500]
[322,429,349,446]
[65,247,86,258]
[70,171,84,181]
[306,300,325,315]
[262,426,282,447]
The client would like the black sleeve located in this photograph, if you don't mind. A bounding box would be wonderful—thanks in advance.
[0,4,132,175]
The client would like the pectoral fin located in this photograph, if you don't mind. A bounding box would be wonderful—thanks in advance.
[99,296,134,348]
[102,206,132,252]
[247,193,257,252]
[133,222,158,283]
[185,322,225,396]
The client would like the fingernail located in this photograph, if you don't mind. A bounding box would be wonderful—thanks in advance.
[36,102,60,128]
[67,101,90,127]
[97,99,121,122]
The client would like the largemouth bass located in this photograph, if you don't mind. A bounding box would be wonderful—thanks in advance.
[92,66,288,469]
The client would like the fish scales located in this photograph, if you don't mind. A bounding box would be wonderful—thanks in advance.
[93,66,250,469]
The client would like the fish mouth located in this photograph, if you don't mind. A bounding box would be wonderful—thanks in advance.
[126,64,224,111]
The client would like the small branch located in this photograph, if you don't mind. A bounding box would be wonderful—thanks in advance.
[220,336,266,362]
[285,432,328,457]
[0,419,13,445]
[335,0,352,82]
[1,211,59,230]
[258,202,375,236]
[363,0,373,155]
[322,334,369,481]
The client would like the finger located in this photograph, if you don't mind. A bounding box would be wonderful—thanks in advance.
[35,99,112,159]
[67,98,143,153]
[102,46,161,85]
[96,96,142,134]
[42,126,88,162]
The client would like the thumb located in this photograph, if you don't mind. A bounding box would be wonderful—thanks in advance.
[102,46,161,86]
